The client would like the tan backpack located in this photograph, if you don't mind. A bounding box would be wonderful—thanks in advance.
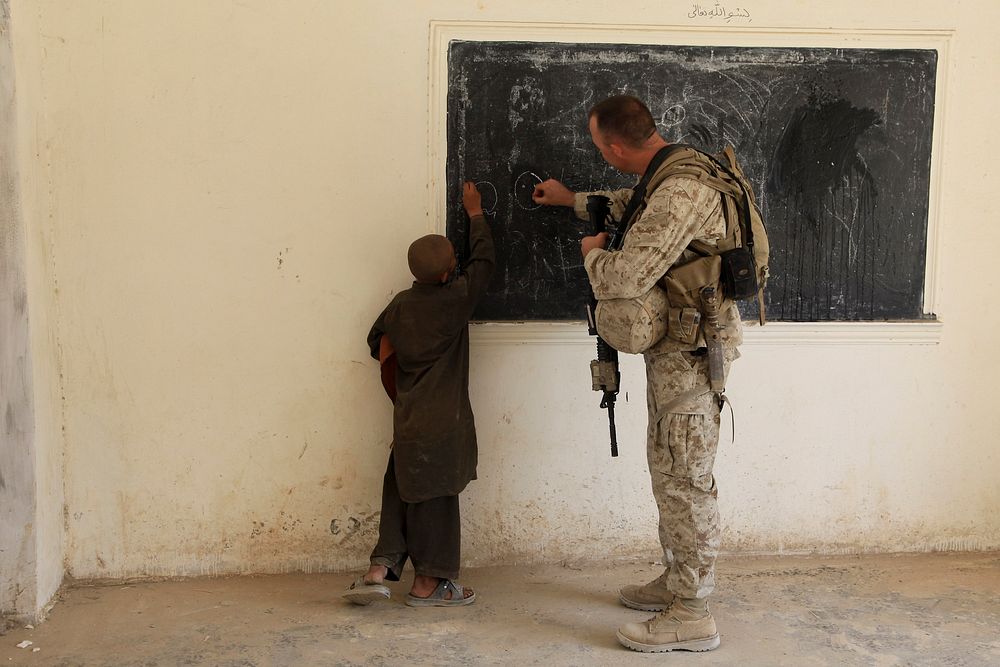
[647,144,770,324]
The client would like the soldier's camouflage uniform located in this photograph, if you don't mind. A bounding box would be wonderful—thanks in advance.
[578,169,742,600]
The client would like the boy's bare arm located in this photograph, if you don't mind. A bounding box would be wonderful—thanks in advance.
[366,306,389,360]
[378,335,395,363]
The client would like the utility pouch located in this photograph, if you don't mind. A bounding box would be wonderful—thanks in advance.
[665,306,702,345]
[719,247,758,300]
[661,254,722,345]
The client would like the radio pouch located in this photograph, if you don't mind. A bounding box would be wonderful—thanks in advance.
[719,246,758,301]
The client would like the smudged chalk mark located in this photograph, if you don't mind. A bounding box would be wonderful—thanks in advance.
[768,96,881,321]
[689,122,714,147]
[768,97,880,199]
[474,180,498,215]
[508,76,545,131]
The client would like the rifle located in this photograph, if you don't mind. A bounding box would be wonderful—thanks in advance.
[585,195,620,457]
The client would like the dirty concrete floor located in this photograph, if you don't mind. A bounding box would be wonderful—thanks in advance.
[2,552,998,666]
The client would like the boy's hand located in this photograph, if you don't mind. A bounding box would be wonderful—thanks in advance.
[463,181,484,218]
[532,179,575,207]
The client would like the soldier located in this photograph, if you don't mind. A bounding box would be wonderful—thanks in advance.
[532,95,742,653]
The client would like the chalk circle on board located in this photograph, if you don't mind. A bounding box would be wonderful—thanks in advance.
[473,180,498,215]
[659,104,686,130]
[514,171,544,211]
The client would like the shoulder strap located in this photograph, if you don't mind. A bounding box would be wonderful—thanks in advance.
[610,144,685,251]
[706,146,757,252]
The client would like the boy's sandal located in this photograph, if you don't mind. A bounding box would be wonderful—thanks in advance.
[342,576,391,606]
[405,579,476,607]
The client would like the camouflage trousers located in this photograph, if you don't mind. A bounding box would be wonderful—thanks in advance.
[644,347,738,599]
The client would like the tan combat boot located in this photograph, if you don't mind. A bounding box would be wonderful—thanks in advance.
[616,599,720,653]
[618,572,674,611]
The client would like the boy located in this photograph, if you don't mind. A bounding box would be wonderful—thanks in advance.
[343,181,493,607]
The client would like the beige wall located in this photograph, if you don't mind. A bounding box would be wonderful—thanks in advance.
[7,0,1000,587]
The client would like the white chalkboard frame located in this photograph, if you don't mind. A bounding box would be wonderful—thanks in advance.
[428,20,951,345]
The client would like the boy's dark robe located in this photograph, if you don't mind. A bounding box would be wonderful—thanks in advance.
[367,216,494,503]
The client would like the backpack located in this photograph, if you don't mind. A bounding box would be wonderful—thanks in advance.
[645,144,770,324]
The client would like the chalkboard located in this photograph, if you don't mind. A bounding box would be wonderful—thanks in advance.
[445,41,937,322]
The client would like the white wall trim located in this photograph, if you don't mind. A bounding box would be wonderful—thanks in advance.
[471,320,943,346]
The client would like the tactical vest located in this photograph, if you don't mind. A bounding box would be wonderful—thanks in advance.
[594,144,769,354]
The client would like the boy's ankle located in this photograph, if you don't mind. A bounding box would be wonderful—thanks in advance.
[365,564,389,583]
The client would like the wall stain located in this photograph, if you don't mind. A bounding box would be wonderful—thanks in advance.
[318,476,344,490]
[278,511,300,533]
[4,402,15,435]
[329,512,379,545]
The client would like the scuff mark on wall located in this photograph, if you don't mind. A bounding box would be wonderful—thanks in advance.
[5,402,16,434]
[278,510,300,533]
[329,512,379,546]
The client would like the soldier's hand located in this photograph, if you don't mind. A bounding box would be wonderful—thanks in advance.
[581,232,609,258]
[532,179,575,207]
[463,181,484,218]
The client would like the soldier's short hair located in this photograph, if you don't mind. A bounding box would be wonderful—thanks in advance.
[589,95,656,149]
[407,234,454,283]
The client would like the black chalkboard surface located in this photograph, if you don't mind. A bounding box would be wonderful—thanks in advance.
[446,41,937,322]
